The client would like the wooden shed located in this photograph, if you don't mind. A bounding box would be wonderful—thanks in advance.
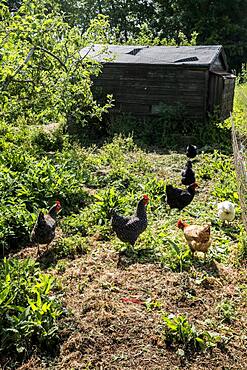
[82,44,235,121]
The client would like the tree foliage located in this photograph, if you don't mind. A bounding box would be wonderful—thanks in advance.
[56,0,247,71]
[0,0,112,129]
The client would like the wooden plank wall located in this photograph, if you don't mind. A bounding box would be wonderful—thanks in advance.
[221,78,235,120]
[207,72,235,120]
[93,64,208,119]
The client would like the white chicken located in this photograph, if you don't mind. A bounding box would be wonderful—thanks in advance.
[217,201,235,224]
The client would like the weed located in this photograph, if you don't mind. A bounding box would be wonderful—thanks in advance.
[197,151,237,203]
[30,125,65,152]
[237,231,247,262]
[217,299,236,323]
[0,258,62,355]
[145,298,163,311]
[159,235,192,272]
[107,104,188,148]
[161,313,221,352]
[54,235,89,258]
[55,260,68,274]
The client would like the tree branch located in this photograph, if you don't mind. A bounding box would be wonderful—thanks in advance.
[1,45,68,91]
[1,47,35,90]
[36,46,68,72]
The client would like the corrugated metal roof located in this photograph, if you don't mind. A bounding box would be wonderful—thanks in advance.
[81,44,223,66]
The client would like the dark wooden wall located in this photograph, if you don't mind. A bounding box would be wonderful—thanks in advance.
[93,64,208,120]
[208,72,235,120]
[221,77,235,119]
[93,61,234,121]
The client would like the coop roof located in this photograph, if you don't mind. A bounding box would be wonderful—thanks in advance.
[81,44,226,67]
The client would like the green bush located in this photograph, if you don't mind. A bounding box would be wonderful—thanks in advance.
[0,258,62,355]
[30,126,65,152]
[162,313,221,352]
[107,104,188,147]
[0,1,112,130]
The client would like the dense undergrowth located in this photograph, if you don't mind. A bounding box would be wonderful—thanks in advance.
[0,258,62,355]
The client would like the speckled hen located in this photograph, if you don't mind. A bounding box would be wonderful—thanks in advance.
[111,195,149,247]
[30,200,61,255]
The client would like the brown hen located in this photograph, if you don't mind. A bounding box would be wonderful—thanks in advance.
[177,219,211,260]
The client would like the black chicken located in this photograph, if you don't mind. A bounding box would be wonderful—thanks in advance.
[181,160,195,185]
[30,200,61,255]
[111,195,149,248]
[166,183,198,211]
[186,144,197,159]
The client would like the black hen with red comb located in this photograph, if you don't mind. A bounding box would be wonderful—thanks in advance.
[111,195,149,247]
[30,200,61,255]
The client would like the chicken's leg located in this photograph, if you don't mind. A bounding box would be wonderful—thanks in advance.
[36,243,41,257]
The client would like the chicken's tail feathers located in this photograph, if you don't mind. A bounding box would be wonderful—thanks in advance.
[166,184,174,194]
[109,208,117,216]
[109,208,120,222]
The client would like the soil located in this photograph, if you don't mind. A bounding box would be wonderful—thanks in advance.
[11,241,247,370]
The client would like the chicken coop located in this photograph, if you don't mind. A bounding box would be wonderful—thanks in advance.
[81,44,235,121]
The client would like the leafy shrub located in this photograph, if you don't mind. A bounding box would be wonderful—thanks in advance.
[162,313,221,352]
[0,134,95,251]
[0,1,112,130]
[0,203,35,255]
[107,104,188,147]
[30,126,65,152]
[0,258,62,355]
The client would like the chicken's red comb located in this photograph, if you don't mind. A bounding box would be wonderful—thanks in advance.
[177,219,185,228]
[143,194,149,200]
[56,200,61,207]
